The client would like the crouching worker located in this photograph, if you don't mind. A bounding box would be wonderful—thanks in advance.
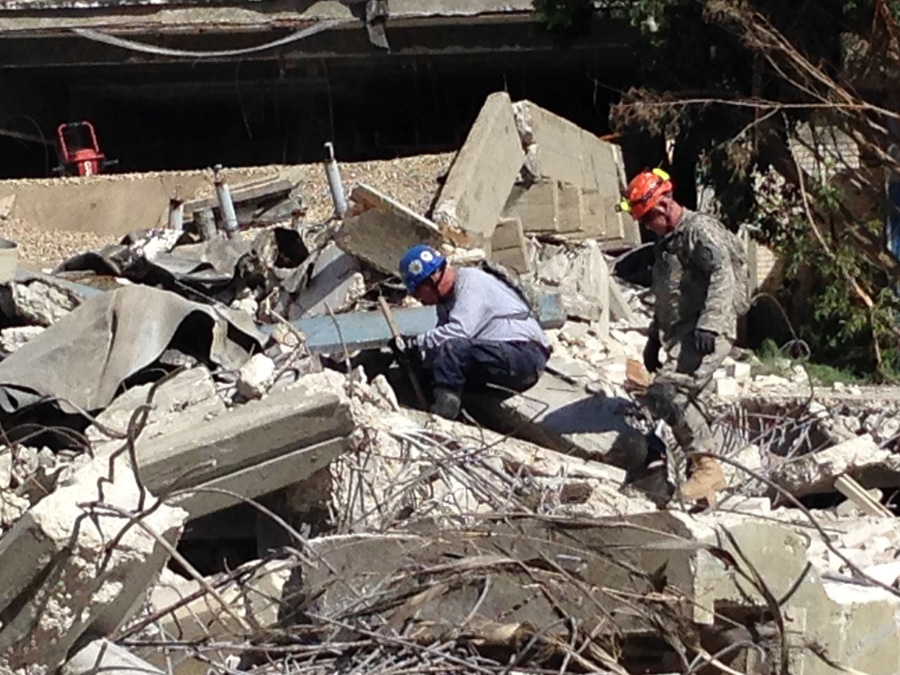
[394,244,550,419]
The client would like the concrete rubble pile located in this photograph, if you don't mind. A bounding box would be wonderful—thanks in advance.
[2,93,900,675]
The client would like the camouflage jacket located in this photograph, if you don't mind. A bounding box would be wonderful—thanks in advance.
[650,209,750,342]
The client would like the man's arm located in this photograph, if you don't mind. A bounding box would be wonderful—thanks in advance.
[691,226,737,337]
[417,291,488,351]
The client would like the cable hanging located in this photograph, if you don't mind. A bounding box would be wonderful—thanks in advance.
[71,19,347,59]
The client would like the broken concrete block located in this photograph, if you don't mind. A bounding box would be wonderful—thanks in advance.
[503,180,558,233]
[288,242,365,319]
[64,639,165,675]
[237,353,276,400]
[178,437,351,519]
[606,274,635,323]
[0,277,81,327]
[151,558,292,642]
[533,241,610,331]
[336,183,443,275]
[491,217,526,251]
[490,217,532,273]
[294,510,900,675]
[86,367,225,444]
[513,100,622,193]
[0,465,186,674]
[491,246,531,275]
[0,325,44,354]
[715,377,740,397]
[771,434,900,496]
[433,92,525,250]
[727,361,752,382]
[86,378,355,520]
[555,182,584,233]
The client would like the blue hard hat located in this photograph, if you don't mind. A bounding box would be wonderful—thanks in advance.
[399,244,446,292]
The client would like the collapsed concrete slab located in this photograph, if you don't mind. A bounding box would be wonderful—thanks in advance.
[502,179,585,236]
[512,100,639,247]
[296,512,900,675]
[288,242,365,319]
[0,464,186,674]
[771,434,900,496]
[86,366,225,444]
[433,92,525,251]
[467,371,646,470]
[336,183,444,275]
[86,379,355,520]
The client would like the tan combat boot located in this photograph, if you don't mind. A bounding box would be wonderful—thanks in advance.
[678,456,725,505]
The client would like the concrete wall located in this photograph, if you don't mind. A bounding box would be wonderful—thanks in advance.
[0,165,307,237]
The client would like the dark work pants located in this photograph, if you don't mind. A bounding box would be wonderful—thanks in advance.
[429,339,548,394]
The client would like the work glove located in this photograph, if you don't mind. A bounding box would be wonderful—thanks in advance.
[694,328,717,356]
[643,333,662,373]
[390,335,417,356]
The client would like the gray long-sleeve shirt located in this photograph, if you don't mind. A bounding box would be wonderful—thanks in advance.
[416,268,549,352]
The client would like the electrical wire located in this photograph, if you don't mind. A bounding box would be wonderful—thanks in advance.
[71,19,347,59]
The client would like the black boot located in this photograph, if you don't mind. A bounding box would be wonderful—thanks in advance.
[431,388,462,419]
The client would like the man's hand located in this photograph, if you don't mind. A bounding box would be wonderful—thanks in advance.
[643,334,662,373]
[694,328,717,356]
[391,335,416,356]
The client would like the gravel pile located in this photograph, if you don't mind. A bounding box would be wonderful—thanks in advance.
[0,220,119,272]
[294,152,454,222]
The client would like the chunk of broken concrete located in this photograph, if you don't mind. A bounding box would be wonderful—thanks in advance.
[337,183,443,275]
[0,465,186,674]
[150,558,292,642]
[287,243,365,319]
[0,277,81,327]
[237,353,276,400]
[433,91,525,251]
[86,374,355,520]
[0,325,45,355]
[467,372,647,472]
[531,241,610,336]
[771,434,900,496]
[86,366,225,444]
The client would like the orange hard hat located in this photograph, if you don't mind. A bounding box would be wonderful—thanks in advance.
[618,169,673,219]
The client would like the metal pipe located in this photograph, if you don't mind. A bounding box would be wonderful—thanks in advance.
[323,142,348,218]
[213,164,239,233]
[167,198,184,232]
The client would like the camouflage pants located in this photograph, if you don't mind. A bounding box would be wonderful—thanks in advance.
[643,331,732,456]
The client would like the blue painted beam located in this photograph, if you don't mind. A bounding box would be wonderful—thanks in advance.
[265,293,567,354]
[11,268,567,355]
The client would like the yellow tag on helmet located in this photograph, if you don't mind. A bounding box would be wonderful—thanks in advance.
[652,168,671,181]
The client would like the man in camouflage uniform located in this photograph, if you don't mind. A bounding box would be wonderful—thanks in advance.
[620,169,750,504]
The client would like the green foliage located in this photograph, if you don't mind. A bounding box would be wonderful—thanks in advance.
[759,178,900,381]
[754,339,863,384]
